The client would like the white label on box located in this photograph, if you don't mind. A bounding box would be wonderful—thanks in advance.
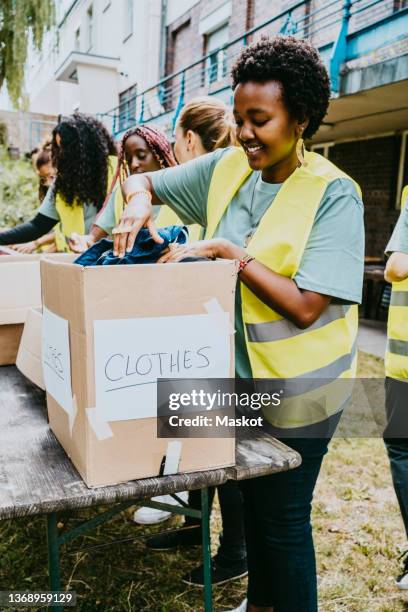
[42,306,73,417]
[94,312,231,422]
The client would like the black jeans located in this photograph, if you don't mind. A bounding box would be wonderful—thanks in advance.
[384,377,408,538]
[240,434,331,611]
[186,481,247,564]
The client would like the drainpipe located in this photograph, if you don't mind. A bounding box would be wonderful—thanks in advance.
[159,0,168,79]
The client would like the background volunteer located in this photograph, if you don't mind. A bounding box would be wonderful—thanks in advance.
[384,184,408,590]
[0,113,117,252]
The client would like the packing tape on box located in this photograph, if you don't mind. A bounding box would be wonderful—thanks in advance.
[204,298,235,334]
[86,407,114,440]
[69,395,78,436]
[163,441,182,475]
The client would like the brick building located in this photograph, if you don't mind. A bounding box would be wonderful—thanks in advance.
[158,0,408,258]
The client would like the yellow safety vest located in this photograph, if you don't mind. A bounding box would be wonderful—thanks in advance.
[54,156,118,252]
[205,147,361,427]
[385,184,408,380]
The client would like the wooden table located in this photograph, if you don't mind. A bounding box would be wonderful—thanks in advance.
[0,367,301,611]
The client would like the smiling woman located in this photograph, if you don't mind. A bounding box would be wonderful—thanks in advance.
[113,36,365,612]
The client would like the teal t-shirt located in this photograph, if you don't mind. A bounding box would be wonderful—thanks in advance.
[386,198,408,255]
[39,185,98,234]
[149,147,364,377]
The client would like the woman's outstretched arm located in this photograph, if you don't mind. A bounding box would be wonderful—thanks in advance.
[0,213,56,245]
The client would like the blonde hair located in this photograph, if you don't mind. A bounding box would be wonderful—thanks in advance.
[178,96,237,152]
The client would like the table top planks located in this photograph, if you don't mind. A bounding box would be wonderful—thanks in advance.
[0,367,301,520]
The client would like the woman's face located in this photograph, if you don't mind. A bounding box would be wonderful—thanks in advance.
[37,161,55,188]
[124,134,161,174]
[233,80,303,173]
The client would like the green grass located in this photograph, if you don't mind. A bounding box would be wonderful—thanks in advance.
[0,351,407,611]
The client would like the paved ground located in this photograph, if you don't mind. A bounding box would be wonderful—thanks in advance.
[357,318,387,358]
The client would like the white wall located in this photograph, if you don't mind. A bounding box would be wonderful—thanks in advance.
[22,0,162,116]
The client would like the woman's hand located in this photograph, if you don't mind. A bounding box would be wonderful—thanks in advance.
[13,241,37,254]
[112,197,163,257]
[68,233,94,253]
[157,238,243,263]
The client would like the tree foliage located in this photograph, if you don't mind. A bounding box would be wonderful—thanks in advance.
[0,147,39,228]
[0,0,55,107]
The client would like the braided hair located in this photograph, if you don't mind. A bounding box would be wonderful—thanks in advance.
[119,125,177,175]
[51,113,117,210]
[101,124,176,212]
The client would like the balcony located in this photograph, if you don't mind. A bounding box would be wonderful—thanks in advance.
[99,0,408,139]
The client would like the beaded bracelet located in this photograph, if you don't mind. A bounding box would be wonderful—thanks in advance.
[238,254,255,274]
[125,189,152,204]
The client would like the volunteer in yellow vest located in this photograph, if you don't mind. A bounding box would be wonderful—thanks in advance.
[113,36,364,612]
[12,140,57,253]
[0,113,117,252]
[383,184,408,590]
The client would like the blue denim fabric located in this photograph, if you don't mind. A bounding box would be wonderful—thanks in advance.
[74,225,188,266]
[384,377,408,538]
[240,435,330,611]
[238,407,345,612]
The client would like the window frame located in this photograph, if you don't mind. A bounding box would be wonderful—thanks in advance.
[86,4,93,52]
[205,22,229,86]
[123,0,134,42]
[118,84,138,132]
[310,141,334,159]
[74,27,81,51]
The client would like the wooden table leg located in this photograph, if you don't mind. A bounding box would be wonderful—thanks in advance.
[46,513,63,612]
[201,488,213,612]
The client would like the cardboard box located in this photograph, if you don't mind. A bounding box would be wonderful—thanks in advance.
[41,256,237,488]
[0,255,42,366]
[16,308,45,389]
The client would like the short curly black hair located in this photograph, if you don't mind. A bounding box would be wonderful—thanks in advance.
[231,36,331,139]
[52,113,117,210]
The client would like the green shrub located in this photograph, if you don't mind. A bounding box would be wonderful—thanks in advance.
[0,146,39,228]
[0,122,7,146]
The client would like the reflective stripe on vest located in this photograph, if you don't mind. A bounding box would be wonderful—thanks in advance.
[206,147,361,427]
[386,185,408,380]
[55,156,118,252]
[155,206,202,241]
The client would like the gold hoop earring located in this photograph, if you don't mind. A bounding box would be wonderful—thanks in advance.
[296,137,305,166]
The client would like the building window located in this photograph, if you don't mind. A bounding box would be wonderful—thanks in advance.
[310,142,334,159]
[394,0,408,11]
[87,5,93,51]
[123,0,134,41]
[205,24,229,85]
[119,84,137,131]
[74,27,81,51]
